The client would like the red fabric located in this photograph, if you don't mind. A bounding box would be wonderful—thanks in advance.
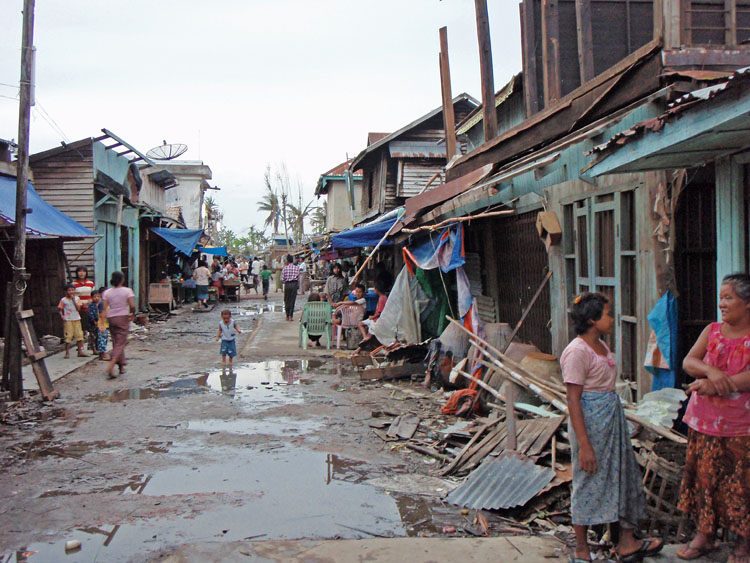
[441,388,479,415]
[73,279,95,311]
[372,294,387,322]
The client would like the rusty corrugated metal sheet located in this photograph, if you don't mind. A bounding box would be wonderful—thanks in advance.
[445,453,555,510]
[389,141,447,159]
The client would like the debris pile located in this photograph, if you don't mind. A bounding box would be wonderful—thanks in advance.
[352,315,691,546]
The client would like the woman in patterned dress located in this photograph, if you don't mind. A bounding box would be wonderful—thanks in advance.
[561,293,662,562]
[677,274,750,563]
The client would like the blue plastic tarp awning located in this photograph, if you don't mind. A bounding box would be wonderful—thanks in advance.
[332,218,397,249]
[0,176,96,238]
[198,246,228,256]
[151,227,203,257]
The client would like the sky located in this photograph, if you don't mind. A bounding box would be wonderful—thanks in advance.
[0,1,523,236]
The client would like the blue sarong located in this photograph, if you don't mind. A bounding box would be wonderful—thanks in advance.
[569,391,645,526]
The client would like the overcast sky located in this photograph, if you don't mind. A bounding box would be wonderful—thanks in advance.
[0,1,522,235]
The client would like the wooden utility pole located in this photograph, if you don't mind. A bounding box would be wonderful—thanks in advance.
[7,0,36,400]
[438,27,457,162]
[474,0,498,141]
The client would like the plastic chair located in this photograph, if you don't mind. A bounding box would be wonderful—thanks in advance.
[298,301,333,349]
[333,303,365,349]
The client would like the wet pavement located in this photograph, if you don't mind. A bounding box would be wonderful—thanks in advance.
[0,296,471,562]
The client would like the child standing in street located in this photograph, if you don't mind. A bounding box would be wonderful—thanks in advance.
[561,293,661,563]
[58,283,88,359]
[260,263,272,299]
[216,309,241,369]
[87,288,111,361]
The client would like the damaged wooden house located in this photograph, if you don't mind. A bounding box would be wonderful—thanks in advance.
[391,0,750,400]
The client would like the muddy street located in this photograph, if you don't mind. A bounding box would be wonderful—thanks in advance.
[0,295,562,562]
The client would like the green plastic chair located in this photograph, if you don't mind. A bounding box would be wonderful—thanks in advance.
[298,301,333,349]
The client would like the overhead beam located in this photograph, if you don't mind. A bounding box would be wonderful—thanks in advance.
[474,0,498,141]
[439,27,458,161]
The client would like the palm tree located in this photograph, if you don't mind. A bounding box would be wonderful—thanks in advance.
[287,199,316,243]
[257,169,281,234]
[311,201,327,234]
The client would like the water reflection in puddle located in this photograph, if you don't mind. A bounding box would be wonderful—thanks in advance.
[10,448,451,562]
[185,416,322,436]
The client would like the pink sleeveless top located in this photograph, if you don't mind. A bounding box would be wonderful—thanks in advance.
[684,322,750,437]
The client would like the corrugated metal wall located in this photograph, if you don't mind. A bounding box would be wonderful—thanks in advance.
[478,212,552,352]
[30,145,95,280]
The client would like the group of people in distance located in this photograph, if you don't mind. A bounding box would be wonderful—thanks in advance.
[563,273,750,563]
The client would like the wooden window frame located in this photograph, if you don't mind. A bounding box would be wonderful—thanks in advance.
[682,0,750,48]
[563,188,638,398]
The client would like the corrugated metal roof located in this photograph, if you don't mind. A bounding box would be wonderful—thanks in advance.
[445,453,555,510]
[389,141,447,159]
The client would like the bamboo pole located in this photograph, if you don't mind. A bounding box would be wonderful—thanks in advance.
[399,209,514,235]
[447,316,688,444]
[350,209,404,286]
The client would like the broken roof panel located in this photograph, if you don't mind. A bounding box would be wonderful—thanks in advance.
[445,453,555,510]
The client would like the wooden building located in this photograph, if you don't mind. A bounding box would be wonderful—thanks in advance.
[393,0,750,399]
[350,94,478,224]
[314,160,363,232]
[30,131,194,308]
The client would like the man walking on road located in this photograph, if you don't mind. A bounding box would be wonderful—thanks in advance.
[281,254,300,321]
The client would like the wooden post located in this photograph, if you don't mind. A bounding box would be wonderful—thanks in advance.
[439,27,458,162]
[542,0,561,106]
[575,0,595,84]
[474,0,498,141]
[520,1,540,117]
[505,381,517,451]
[7,0,36,400]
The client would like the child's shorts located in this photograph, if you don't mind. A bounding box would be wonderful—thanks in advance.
[220,339,237,358]
[63,320,84,343]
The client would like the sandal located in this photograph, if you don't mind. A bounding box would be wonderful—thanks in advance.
[676,541,716,560]
[619,538,663,562]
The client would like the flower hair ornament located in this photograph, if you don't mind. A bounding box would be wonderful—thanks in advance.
[573,294,582,304]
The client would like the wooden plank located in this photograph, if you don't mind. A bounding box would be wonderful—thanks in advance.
[575,0,595,84]
[474,0,498,140]
[15,311,58,400]
[438,419,501,475]
[542,0,561,106]
[521,1,541,116]
[387,414,420,440]
[359,364,418,381]
[505,381,517,450]
[439,27,458,161]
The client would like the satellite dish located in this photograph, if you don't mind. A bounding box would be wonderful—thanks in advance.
[146,140,188,160]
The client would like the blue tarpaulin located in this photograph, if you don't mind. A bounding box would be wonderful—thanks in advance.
[0,176,95,238]
[331,218,397,249]
[198,246,228,256]
[151,227,203,257]
[646,290,679,391]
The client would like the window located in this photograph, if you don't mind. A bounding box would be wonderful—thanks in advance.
[683,0,750,47]
[564,188,638,399]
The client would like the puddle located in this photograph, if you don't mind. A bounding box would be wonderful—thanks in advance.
[185,416,322,436]
[10,449,442,561]
[92,376,209,403]
[203,360,332,404]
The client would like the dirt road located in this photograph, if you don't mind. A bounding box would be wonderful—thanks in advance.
[0,294,567,562]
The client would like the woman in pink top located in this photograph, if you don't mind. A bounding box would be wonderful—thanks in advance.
[100,271,135,379]
[561,293,660,563]
[677,274,750,562]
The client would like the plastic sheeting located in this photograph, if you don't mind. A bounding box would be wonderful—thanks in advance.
[644,290,678,390]
[331,218,397,249]
[370,266,430,347]
[151,227,203,257]
[0,177,95,238]
[198,246,229,256]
